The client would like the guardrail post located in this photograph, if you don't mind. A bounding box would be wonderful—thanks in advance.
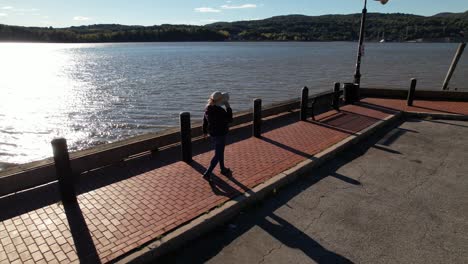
[300,87,309,121]
[253,99,262,138]
[407,78,417,106]
[344,83,359,104]
[180,112,192,163]
[333,82,341,111]
[51,138,76,204]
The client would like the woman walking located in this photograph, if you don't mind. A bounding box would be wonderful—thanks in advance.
[202,91,233,181]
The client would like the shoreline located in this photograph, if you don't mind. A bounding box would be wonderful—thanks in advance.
[0,40,462,44]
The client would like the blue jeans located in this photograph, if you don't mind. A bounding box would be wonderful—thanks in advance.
[206,136,226,174]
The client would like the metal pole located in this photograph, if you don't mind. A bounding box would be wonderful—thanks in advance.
[442,43,466,90]
[353,0,368,86]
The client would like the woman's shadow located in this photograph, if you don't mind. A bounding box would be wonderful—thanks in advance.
[189,161,252,197]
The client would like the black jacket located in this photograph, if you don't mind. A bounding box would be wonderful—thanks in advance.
[203,105,233,136]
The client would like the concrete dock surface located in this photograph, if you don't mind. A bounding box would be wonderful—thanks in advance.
[159,119,468,264]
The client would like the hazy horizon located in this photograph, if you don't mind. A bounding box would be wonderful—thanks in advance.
[0,0,466,28]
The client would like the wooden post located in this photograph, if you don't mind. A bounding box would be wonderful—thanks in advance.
[344,83,358,104]
[333,82,341,111]
[356,82,361,102]
[180,112,192,163]
[407,78,417,106]
[442,43,466,90]
[300,87,309,121]
[310,98,317,121]
[253,99,262,138]
[51,138,76,204]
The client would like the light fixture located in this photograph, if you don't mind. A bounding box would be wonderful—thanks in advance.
[377,0,389,5]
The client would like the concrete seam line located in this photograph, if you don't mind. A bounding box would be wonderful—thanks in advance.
[404,111,468,121]
[117,113,403,264]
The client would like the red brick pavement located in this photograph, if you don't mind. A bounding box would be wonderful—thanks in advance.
[0,100,465,263]
[361,97,468,116]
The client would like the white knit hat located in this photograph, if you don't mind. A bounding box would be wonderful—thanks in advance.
[210,91,223,102]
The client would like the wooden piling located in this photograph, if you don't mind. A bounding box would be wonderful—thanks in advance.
[407,78,417,106]
[442,43,466,90]
[310,98,317,121]
[51,138,76,204]
[253,99,262,138]
[180,112,192,163]
[300,87,309,121]
[344,83,358,104]
[333,82,341,111]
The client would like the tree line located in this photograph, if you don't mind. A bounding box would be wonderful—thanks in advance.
[0,24,227,42]
[0,12,467,43]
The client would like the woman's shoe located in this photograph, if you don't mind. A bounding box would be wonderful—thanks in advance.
[221,168,232,176]
[203,173,213,182]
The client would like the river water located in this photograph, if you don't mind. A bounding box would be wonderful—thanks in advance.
[0,42,467,166]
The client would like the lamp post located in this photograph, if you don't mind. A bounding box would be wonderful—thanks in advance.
[353,0,389,86]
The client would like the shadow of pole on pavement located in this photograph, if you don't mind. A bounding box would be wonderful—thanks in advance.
[63,200,101,264]
[259,213,354,264]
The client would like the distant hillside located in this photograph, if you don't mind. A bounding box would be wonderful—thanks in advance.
[206,12,468,42]
[432,11,468,18]
[0,12,467,43]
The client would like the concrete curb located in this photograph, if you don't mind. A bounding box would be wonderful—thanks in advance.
[115,113,403,264]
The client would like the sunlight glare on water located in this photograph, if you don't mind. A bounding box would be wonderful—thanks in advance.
[1,44,73,164]
[0,43,108,165]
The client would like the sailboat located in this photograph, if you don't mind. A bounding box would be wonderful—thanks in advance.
[380,32,386,43]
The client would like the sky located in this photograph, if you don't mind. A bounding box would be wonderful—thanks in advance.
[0,0,467,28]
